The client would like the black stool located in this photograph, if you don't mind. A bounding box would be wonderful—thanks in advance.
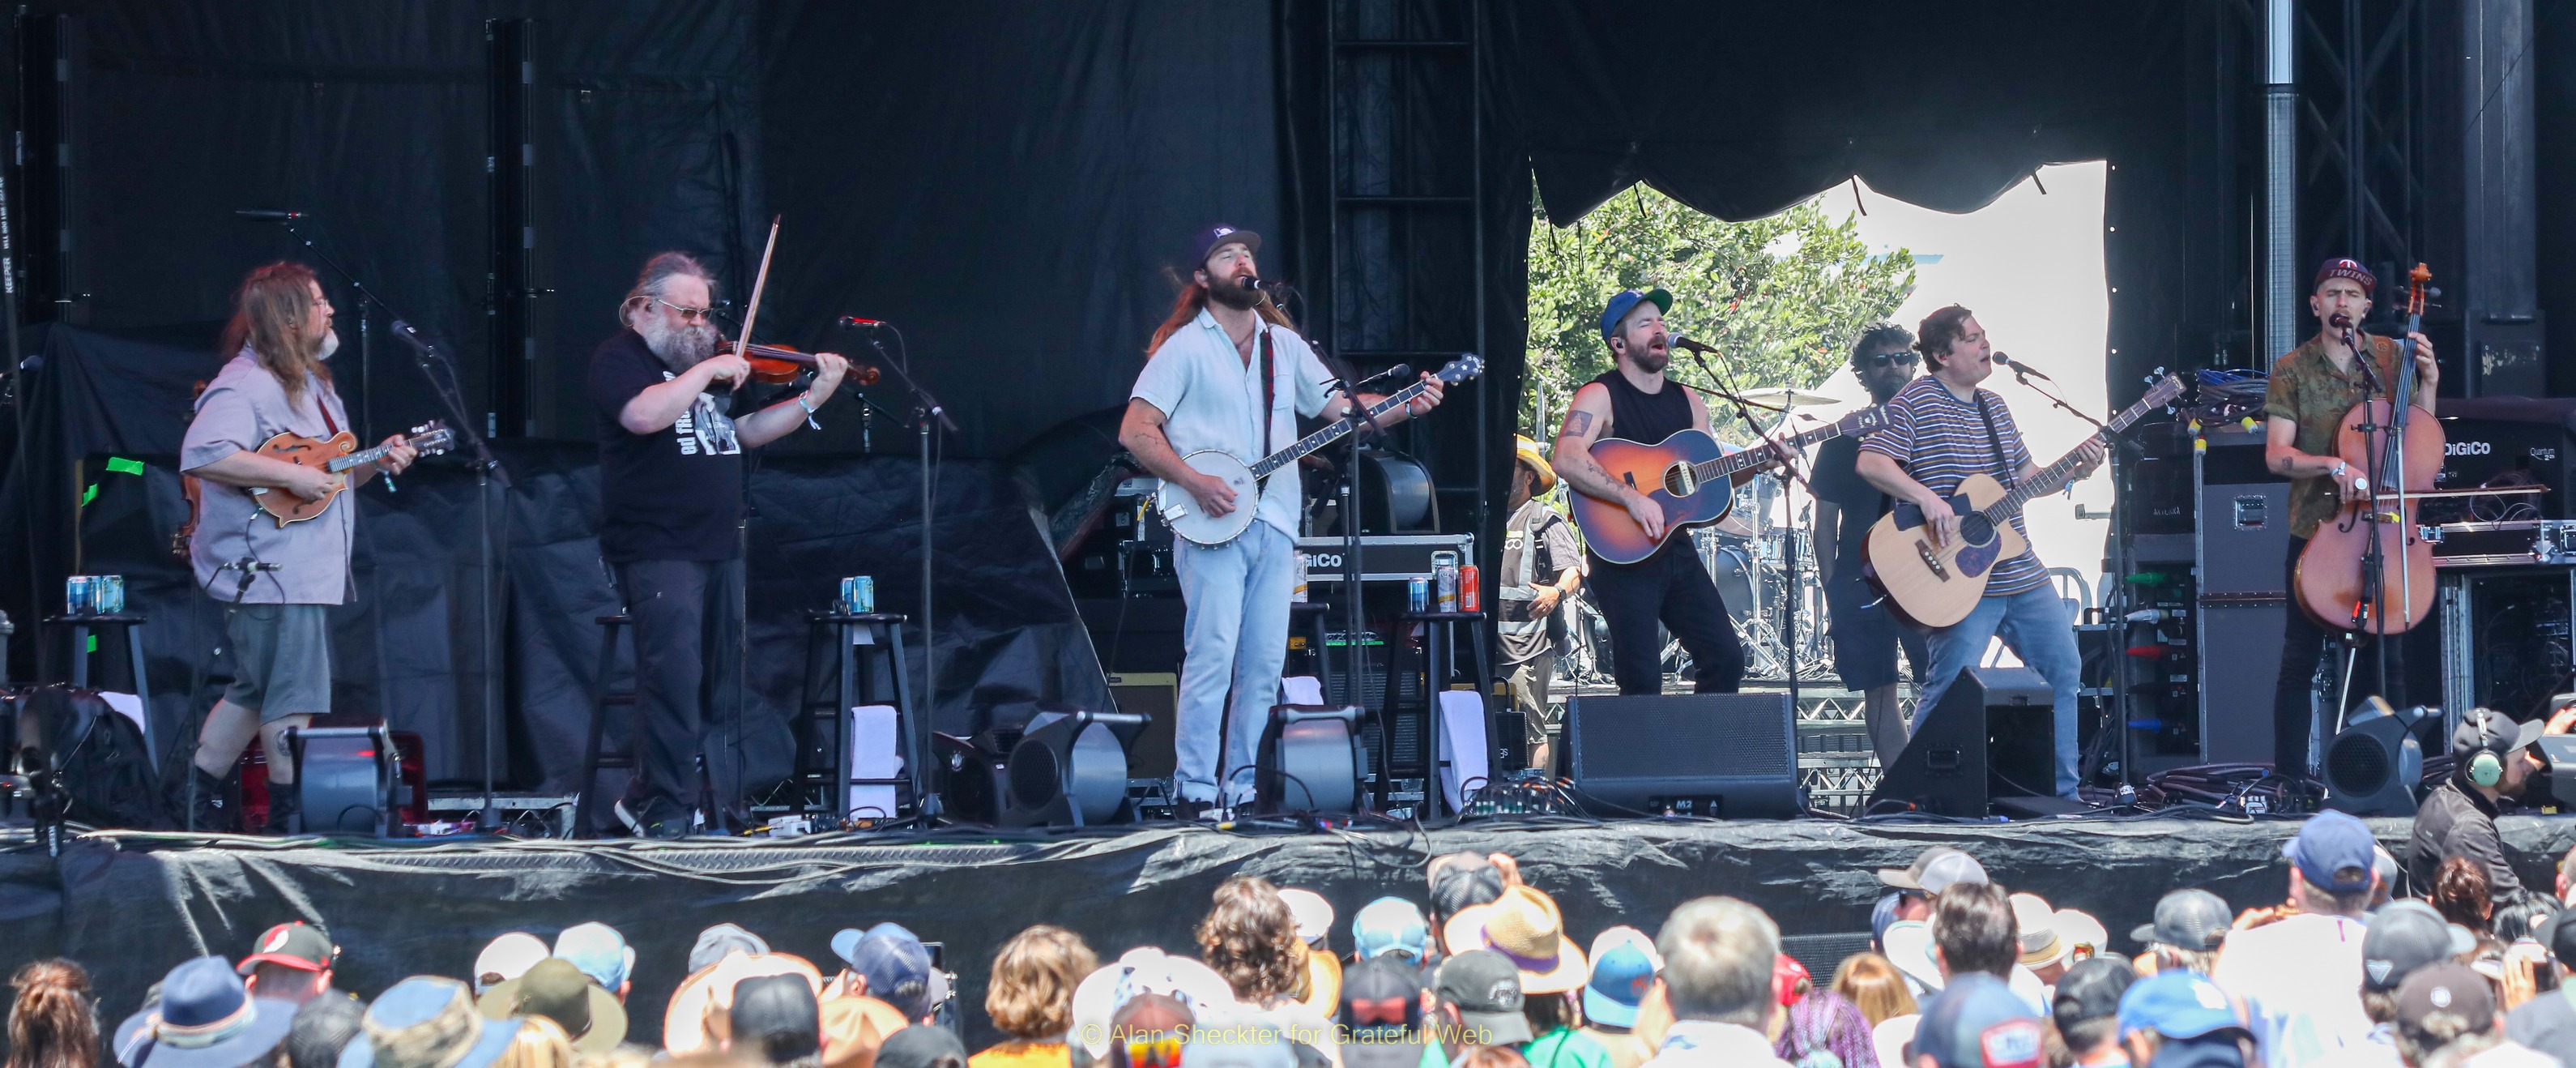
[43,613,156,765]
[1382,609,1494,816]
[798,613,919,822]
[574,613,639,836]
[1287,600,1337,698]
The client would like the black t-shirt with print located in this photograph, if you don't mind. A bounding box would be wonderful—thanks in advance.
[591,329,745,562]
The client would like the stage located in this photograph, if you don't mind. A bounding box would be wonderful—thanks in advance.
[9,814,2575,1049]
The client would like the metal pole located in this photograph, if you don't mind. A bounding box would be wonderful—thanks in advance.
[2262,0,2298,365]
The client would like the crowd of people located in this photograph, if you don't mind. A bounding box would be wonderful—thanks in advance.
[14,814,2576,1068]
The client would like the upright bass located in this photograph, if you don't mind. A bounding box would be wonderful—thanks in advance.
[2294,264,2438,634]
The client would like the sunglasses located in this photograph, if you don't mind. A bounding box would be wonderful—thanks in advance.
[1347,997,1415,1028]
[1861,352,1919,369]
[1119,1036,1184,1068]
[652,297,714,323]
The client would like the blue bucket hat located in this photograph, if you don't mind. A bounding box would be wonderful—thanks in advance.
[114,957,300,1068]
[337,977,520,1068]
[1598,288,1673,339]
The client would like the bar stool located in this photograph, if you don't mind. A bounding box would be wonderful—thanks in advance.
[574,613,639,837]
[1286,600,1337,698]
[1381,609,1494,816]
[798,612,918,822]
[43,612,156,765]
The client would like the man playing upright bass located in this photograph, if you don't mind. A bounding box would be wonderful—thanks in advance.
[1119,225,1444,816]
[1855,305,2100,799]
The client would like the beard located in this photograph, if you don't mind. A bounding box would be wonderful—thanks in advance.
[1630,344,1670,375]
[638,314,719,370]
[1206,276,1265,311]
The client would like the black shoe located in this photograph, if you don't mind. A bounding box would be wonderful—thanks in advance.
[171,767,239,833]
[263,785,301,835]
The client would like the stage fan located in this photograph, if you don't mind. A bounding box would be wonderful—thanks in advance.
[2322,698,2425,818]
[999,710,1139,828]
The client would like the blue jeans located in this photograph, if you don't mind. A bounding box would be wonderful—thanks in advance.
[1171,523,1296,803]
[1910,585,2084,797]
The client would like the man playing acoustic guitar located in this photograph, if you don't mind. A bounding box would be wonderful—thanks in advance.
[1854,305,2100,799]
[177,262,420,832]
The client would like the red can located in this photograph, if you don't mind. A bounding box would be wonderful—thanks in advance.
[1459,563,1482,613]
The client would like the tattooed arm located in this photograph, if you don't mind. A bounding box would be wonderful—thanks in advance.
[1553,382,1667,540]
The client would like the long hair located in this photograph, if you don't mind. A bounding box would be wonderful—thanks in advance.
[619,251,714,330]
[219,262,333,408]
[1195,876,1305,1002]
[6,959,96,1068]
[984,925,1096,1040]
[2432,857,2493,934]
[1145,271,1295,357]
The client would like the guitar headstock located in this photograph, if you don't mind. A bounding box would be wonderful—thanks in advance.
[2140,374,2184,409]
[1839,405,1888,434]
[407,420,458,458]
[1438,353,1485,384]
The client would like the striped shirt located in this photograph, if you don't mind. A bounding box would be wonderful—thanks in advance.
[1858,374,2048,596]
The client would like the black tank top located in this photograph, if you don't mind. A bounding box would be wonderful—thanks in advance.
[1590,370,1691,444]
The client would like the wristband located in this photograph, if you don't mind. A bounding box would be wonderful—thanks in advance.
[796,394,822,430]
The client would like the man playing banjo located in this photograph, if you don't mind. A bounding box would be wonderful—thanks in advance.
[1118,224,1444,816]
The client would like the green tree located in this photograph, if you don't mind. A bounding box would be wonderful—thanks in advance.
[1525,184,1917,446]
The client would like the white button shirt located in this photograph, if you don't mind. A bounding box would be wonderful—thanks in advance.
[1130,308,1336,540]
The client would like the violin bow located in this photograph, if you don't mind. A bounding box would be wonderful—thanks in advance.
[735,214,783,363]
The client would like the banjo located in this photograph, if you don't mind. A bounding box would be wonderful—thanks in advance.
[1156,352,1483,546]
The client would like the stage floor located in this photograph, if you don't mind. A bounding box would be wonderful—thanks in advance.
[10,813,2575,1048]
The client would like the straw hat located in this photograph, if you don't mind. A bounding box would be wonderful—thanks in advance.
[662,951,824,1055]
[1454,885,1587,995]
[2010,894,2068,970]
[1513,437,1558,491]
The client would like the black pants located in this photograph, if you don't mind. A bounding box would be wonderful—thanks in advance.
[613,558,746,827]
[2273,535,2406,775]
[1589,545,1745,695]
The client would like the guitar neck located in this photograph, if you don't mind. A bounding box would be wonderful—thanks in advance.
[1250,379,1433,479]
[326,433,433,474]
[1689,419,1848,481]
[1985,395,2162,519]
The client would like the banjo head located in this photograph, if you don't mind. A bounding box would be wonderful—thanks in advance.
[1161,451,1261,545]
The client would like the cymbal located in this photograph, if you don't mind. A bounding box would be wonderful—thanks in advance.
[1735,387,1844,408]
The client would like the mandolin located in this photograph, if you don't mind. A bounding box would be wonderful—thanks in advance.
[247,421,454,525]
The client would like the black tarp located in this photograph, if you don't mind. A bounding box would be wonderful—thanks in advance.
[11,814,2576,1050]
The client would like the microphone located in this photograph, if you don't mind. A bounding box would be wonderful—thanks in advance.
[217,560,284,572]
[1352,363,1414,391]
[2329,313,2353,330]
[838,315,889,329]
[234,209,303,221]
[1668,334,1720,355]
[1237,276,1295,296]
[1993,352,2057,382]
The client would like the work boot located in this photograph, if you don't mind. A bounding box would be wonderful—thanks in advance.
[262,784,301,835]
[170,766,239,833]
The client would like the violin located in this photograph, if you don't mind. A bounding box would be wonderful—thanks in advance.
[2293,263,2440,634]
[718,340,880,387]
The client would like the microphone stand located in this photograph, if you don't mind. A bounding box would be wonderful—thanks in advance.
[1316,348,1403,801]
[1682,348,1819,716]
[844,323,949,822]
[251,212,515,831]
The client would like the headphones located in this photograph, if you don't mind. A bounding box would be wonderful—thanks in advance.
[2470,746,2506,787]
[2463,709,2516,787]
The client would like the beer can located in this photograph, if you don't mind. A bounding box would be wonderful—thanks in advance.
[1458,564,1481,613]
[66,575,92,616]
[1406,576,1431,613]
[840,575,876,614]
[1290,553,1309,603]
[100,575,126,615]
[1435,563,1459,613]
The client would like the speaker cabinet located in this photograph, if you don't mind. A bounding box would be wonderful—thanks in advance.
[1869,667,2054,818]
[1563,693,1800,818]
[2322,699,2425,817]
[1106,673,1177,780]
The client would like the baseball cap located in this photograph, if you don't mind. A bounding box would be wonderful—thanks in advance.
[471,933,550,996]
[1879,847,1989,895]
[477,958,626,1054]
[875,1025,967,1068]
[2116,971,2245,1041]
[241,921,337,975]
[2395,963,2496,1046]
[1910,973,2044,1068]
[2283,810,2379,895]
[2454,707,2545,761]
[731,973,823,1064]
[1871,892,1904,951]
[2315,258,2377,296]
[1352,897,1431,961]
[552,922,633,993]
[1433,950,1531,1046]
[2535,909,2576,972]
[689,923,769,975]
[1427,853,1507,921]
[2049,958,2135,1035]
[1339,958,1427,1068]
[831,925,935,1020]
[1278,888,1335,947]
[1582,939,1655,1028]
[2130,889,2233,952]
[2365,901,2463,993]
[1187,226,1260,270]
[1598,288,1673,340]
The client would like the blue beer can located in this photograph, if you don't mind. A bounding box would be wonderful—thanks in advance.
[1406,576,1430,613]
[840,575,876,614]
[66,575,93,616]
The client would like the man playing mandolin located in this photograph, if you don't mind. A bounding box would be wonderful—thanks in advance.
[1118,225,1443,816]
[591,251,851,837]
[176,262,420,832]
[2261,258,2436,779]
[1855,305,2101,799]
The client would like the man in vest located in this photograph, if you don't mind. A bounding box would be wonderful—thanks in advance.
[1500,437,1585,772]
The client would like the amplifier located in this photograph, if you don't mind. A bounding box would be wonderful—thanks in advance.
[1563,693,1801,818]
[2429,398,2576,522]
[1297,534,1475,584]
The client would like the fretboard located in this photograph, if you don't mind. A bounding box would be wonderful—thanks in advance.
[1981,395,2160,522]
[1250,378,1439,479]
[1690,419,1852,481]
[326,441,402,474]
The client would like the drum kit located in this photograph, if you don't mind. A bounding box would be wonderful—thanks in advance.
[1561,387,1842,686]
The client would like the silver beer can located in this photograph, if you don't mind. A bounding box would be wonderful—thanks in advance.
[100,575,126,615]
[840,575,876,614]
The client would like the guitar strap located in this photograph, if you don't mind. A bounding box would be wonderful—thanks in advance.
[313,374,342,438]
[1251,324,1276,493]
[1971,391,2014,488]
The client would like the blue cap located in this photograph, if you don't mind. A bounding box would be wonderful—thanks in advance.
[833,923,934,1020]
[552,922,633,993]
[1598,288,1672,339]
[1580,942,1654,1029]
[1187,225,1261,269]
[1870,891,1904,951]
[2117,970,2244,1041]
[1352,897,1430,961]
[1910,973,2044,1068]
[2283,810,2378,895]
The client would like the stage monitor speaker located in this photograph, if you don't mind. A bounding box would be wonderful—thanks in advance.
[2322,698,2425,817]
[1256,705,1365,814]
[1001,711,1141,828]
[1868,667,2054,818]
[1106,673,1178,780]
[1563,693,1800,819]
[290,725,399,835]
